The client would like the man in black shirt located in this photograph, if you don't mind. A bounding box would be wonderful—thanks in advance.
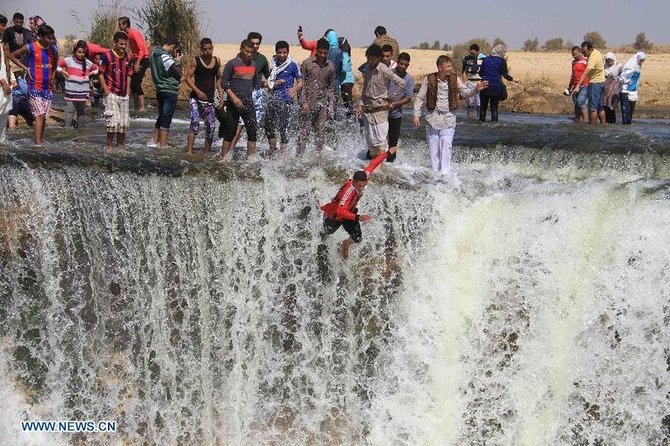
[3,13,32,70]
[461,44,486,118]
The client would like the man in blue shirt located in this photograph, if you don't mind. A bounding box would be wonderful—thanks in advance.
[265,40,303,156]
[386,52,414,162]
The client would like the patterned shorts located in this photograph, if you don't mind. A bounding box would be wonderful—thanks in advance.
[103,93,130,133]
[189,98,216,141]
[28,90,53,117]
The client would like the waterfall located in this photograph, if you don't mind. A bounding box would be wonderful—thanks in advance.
[0,154,668,445]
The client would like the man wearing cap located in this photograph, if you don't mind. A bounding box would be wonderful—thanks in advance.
[320,151,389,260]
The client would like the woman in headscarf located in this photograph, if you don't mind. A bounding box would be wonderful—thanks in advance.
[478,44,515,122]
[338,36,355,117]
[601,52,622,123]
[618,52,646,125]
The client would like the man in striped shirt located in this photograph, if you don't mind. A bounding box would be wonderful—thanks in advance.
[98,31,134,150]
[9,24,58,146]
[220,39,259,159]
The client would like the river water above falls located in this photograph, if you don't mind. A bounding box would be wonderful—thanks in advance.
[0,109,669,445]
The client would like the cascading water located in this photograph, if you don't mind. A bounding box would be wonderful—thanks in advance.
[0,114,669,445]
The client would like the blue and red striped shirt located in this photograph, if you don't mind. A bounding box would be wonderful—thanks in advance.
[27,41,58,92]
[99,49,134,96]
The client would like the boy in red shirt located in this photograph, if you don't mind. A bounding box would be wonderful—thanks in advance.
[9,24,58,146]
[98,31,134,150]
[321,151,389,259]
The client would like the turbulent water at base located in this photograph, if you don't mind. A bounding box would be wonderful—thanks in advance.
[1,110,669,445]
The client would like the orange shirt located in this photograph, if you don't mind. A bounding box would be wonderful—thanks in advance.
[126,28,149,60]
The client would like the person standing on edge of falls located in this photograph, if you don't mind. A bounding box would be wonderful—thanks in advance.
[413,55,488,176]
[297,38,334,155]
[148,37,183,150]
[572,41,607,127]
[97,31,134,150]
[118,17,150,112]
[357,44,406,160]
[9,24,58,147]
[219,39,259,160]
[185,38,223,154]
[321,150,391,260]
[386,52,414,163]
[228,32,270,153]
[0,14,16,143]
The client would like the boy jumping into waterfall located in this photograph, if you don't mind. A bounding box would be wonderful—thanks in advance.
[321,151,390,260]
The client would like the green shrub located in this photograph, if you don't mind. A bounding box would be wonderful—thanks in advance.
[73,0,125,48]
[492,37,506,47]
[544,37,563,51]
[135,0,200,58]
[583,31,606,49]
[523,38,540,52]
[633,32,653,52]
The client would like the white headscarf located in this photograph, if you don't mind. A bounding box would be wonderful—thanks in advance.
[604,52,621,78]
[619,52,646,99]
[619,52,646,81]
[490,44,507,58]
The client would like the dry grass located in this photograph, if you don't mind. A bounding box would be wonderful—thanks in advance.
[206,43,670,113]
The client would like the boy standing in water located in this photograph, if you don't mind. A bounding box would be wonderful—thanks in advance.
[185,38,222,154]
[149,37,183,149]
[386,52,413,162]
[0,14,14,143]
[358,44,405,160]
[220,39,258,159]
[321,151,390,260]
[9,25,58,146]
[265,40,302,157]
[297,38,334,154]
[98,31,134,150]
[461,44,486,118]
[229,32,270,151]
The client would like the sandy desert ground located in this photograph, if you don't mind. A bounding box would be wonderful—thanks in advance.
[211,43,670,117]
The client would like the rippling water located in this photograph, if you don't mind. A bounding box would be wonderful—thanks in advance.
[1,106,669,445]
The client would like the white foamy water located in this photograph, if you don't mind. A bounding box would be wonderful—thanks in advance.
[0,144,668,445]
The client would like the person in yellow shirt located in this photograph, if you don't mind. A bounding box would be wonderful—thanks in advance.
[572,41,606,126]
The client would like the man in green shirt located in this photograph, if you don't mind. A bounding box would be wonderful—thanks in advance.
[149,37,183,148]
[573,41,606,126]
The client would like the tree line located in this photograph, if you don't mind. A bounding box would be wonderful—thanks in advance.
[412,32,654,54]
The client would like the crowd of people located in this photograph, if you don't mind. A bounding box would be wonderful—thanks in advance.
[0,13,651,163]
[0,13,654,257]
[566,41,646,126]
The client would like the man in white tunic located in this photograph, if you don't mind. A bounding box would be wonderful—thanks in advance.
[413,55,488,175]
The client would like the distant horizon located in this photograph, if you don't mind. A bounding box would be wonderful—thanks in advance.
[3,0,668,50]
